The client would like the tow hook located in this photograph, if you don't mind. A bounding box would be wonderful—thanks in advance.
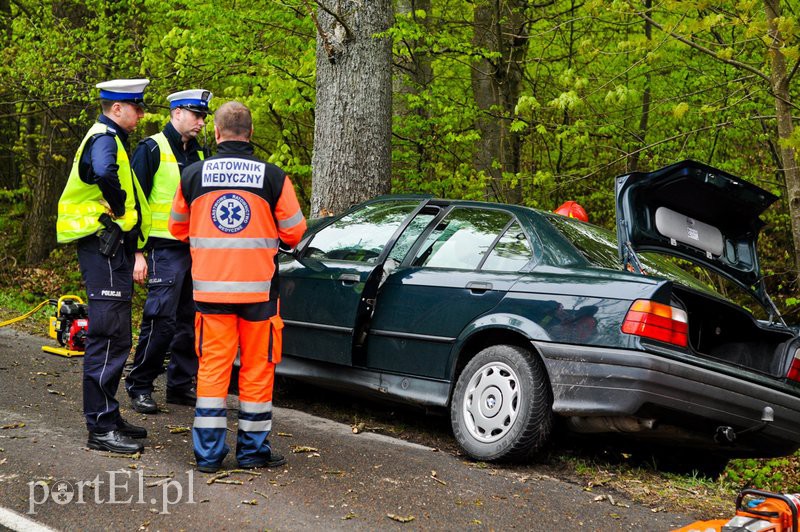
[715,406,774,445]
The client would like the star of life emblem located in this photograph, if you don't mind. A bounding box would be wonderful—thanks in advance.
[211,193,251,234]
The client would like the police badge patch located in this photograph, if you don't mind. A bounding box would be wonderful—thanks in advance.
[211,193,251,233]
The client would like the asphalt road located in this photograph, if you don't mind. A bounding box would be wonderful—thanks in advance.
[0,326,695,531]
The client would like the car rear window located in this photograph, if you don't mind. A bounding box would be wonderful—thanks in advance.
[543,213,719,295]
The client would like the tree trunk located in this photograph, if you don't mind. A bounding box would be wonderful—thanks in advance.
[764,0,800,287]
[471,1,530,204]
[0,0,19,189]
[22,0,91,264]
[628,0,651,173]
[310,0,393,217]
[24,110,78,264]
[394,0,433,182]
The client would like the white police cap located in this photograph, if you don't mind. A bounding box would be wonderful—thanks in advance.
[95,79,150,106]
[167,89,213,114]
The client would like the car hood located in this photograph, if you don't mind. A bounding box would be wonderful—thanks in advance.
[615,160,778,303]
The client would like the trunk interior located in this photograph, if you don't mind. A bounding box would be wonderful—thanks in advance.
[673,286,795,377]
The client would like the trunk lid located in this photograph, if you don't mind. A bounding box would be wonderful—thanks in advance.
[615,160,778,311]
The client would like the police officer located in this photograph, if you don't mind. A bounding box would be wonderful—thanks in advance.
[169,101,306,473]
[126,89,212,414]
[56,79,152,454]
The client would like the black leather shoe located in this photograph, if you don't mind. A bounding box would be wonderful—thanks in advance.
[196,462,223,474]
[131,393,158,414]
[117,418,147,439]
[87,430,144,454]
[166,387,196,406]
[239,453,287,470]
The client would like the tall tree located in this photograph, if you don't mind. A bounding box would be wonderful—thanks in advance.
[632,0,800,284]
[0,0,18,189]
[471,0,535,204]
[22,0,93,264]
[764,0,800,287]
[310,0,393,217]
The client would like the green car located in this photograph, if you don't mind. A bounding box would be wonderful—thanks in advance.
[276,160,800,464]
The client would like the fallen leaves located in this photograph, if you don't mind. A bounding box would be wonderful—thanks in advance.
[1,422,24,430]
[291,445,321,457]
[167,425,190,434]
[98,451,141,459]
[593,494,630,508]
[206,470,261,485]
[430,470,446,486]
[386,514,415,523]
[290,445,319,453]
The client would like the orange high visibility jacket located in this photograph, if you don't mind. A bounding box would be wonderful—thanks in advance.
[168,141,306,304]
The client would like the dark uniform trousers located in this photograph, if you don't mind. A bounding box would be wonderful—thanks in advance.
[126,246,196,396]
[77,235,134,433]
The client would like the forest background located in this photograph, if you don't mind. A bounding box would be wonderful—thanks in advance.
[0,0,799,319]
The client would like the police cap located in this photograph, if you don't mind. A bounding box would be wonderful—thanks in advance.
[168,89,213,115]
[96,79,150,107]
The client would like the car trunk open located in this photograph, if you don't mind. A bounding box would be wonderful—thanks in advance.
[670,284,796,378]
[614,160,797,381]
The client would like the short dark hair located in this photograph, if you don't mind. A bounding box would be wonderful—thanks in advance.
[215,101,252,139]
[100,99,116,113]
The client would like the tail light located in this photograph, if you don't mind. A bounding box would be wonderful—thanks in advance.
[621,299,688,348]
[788,349,800,384]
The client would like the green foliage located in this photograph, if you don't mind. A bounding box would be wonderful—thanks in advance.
[0,0,799,313]
[724,451,800,492]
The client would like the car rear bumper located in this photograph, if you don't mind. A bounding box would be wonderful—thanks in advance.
[535,342,800,450]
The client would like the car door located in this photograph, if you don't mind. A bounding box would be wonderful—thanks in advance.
[362,206,534,379]
[280,199,426,366]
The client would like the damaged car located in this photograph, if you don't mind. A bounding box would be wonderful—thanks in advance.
[275,160,800,465]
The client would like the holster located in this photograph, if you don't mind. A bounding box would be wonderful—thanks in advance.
[97,213,123,257]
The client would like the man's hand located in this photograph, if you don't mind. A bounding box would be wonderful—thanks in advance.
[133,252,148,285]
[99,199,116,219]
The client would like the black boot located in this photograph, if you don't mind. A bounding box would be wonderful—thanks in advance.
[166,387,196,406]
[131,393,158,414]
[87,430,144,454]
[117,418,147,439]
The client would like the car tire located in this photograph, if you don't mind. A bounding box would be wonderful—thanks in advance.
[450,344,553,462]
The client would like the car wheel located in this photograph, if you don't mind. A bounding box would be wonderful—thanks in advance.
[450,344,553,462]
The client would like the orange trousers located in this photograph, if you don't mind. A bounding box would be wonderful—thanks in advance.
[194,311,282,402]
[192,302,283,468]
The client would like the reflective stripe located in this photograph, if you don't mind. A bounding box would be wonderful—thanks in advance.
[239,400,272,414]
[238,419,272,432]
[170,209,189,222]
[190,237,279,249]
[197,397,227,409]
[194,280,271,293]
[277,210,304,229]
[58,203,106,215]
[194,416,228,429]
[57,122,147,243]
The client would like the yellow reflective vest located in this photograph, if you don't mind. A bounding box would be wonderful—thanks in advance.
[147,132,204,240]
[56,122,151,247]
